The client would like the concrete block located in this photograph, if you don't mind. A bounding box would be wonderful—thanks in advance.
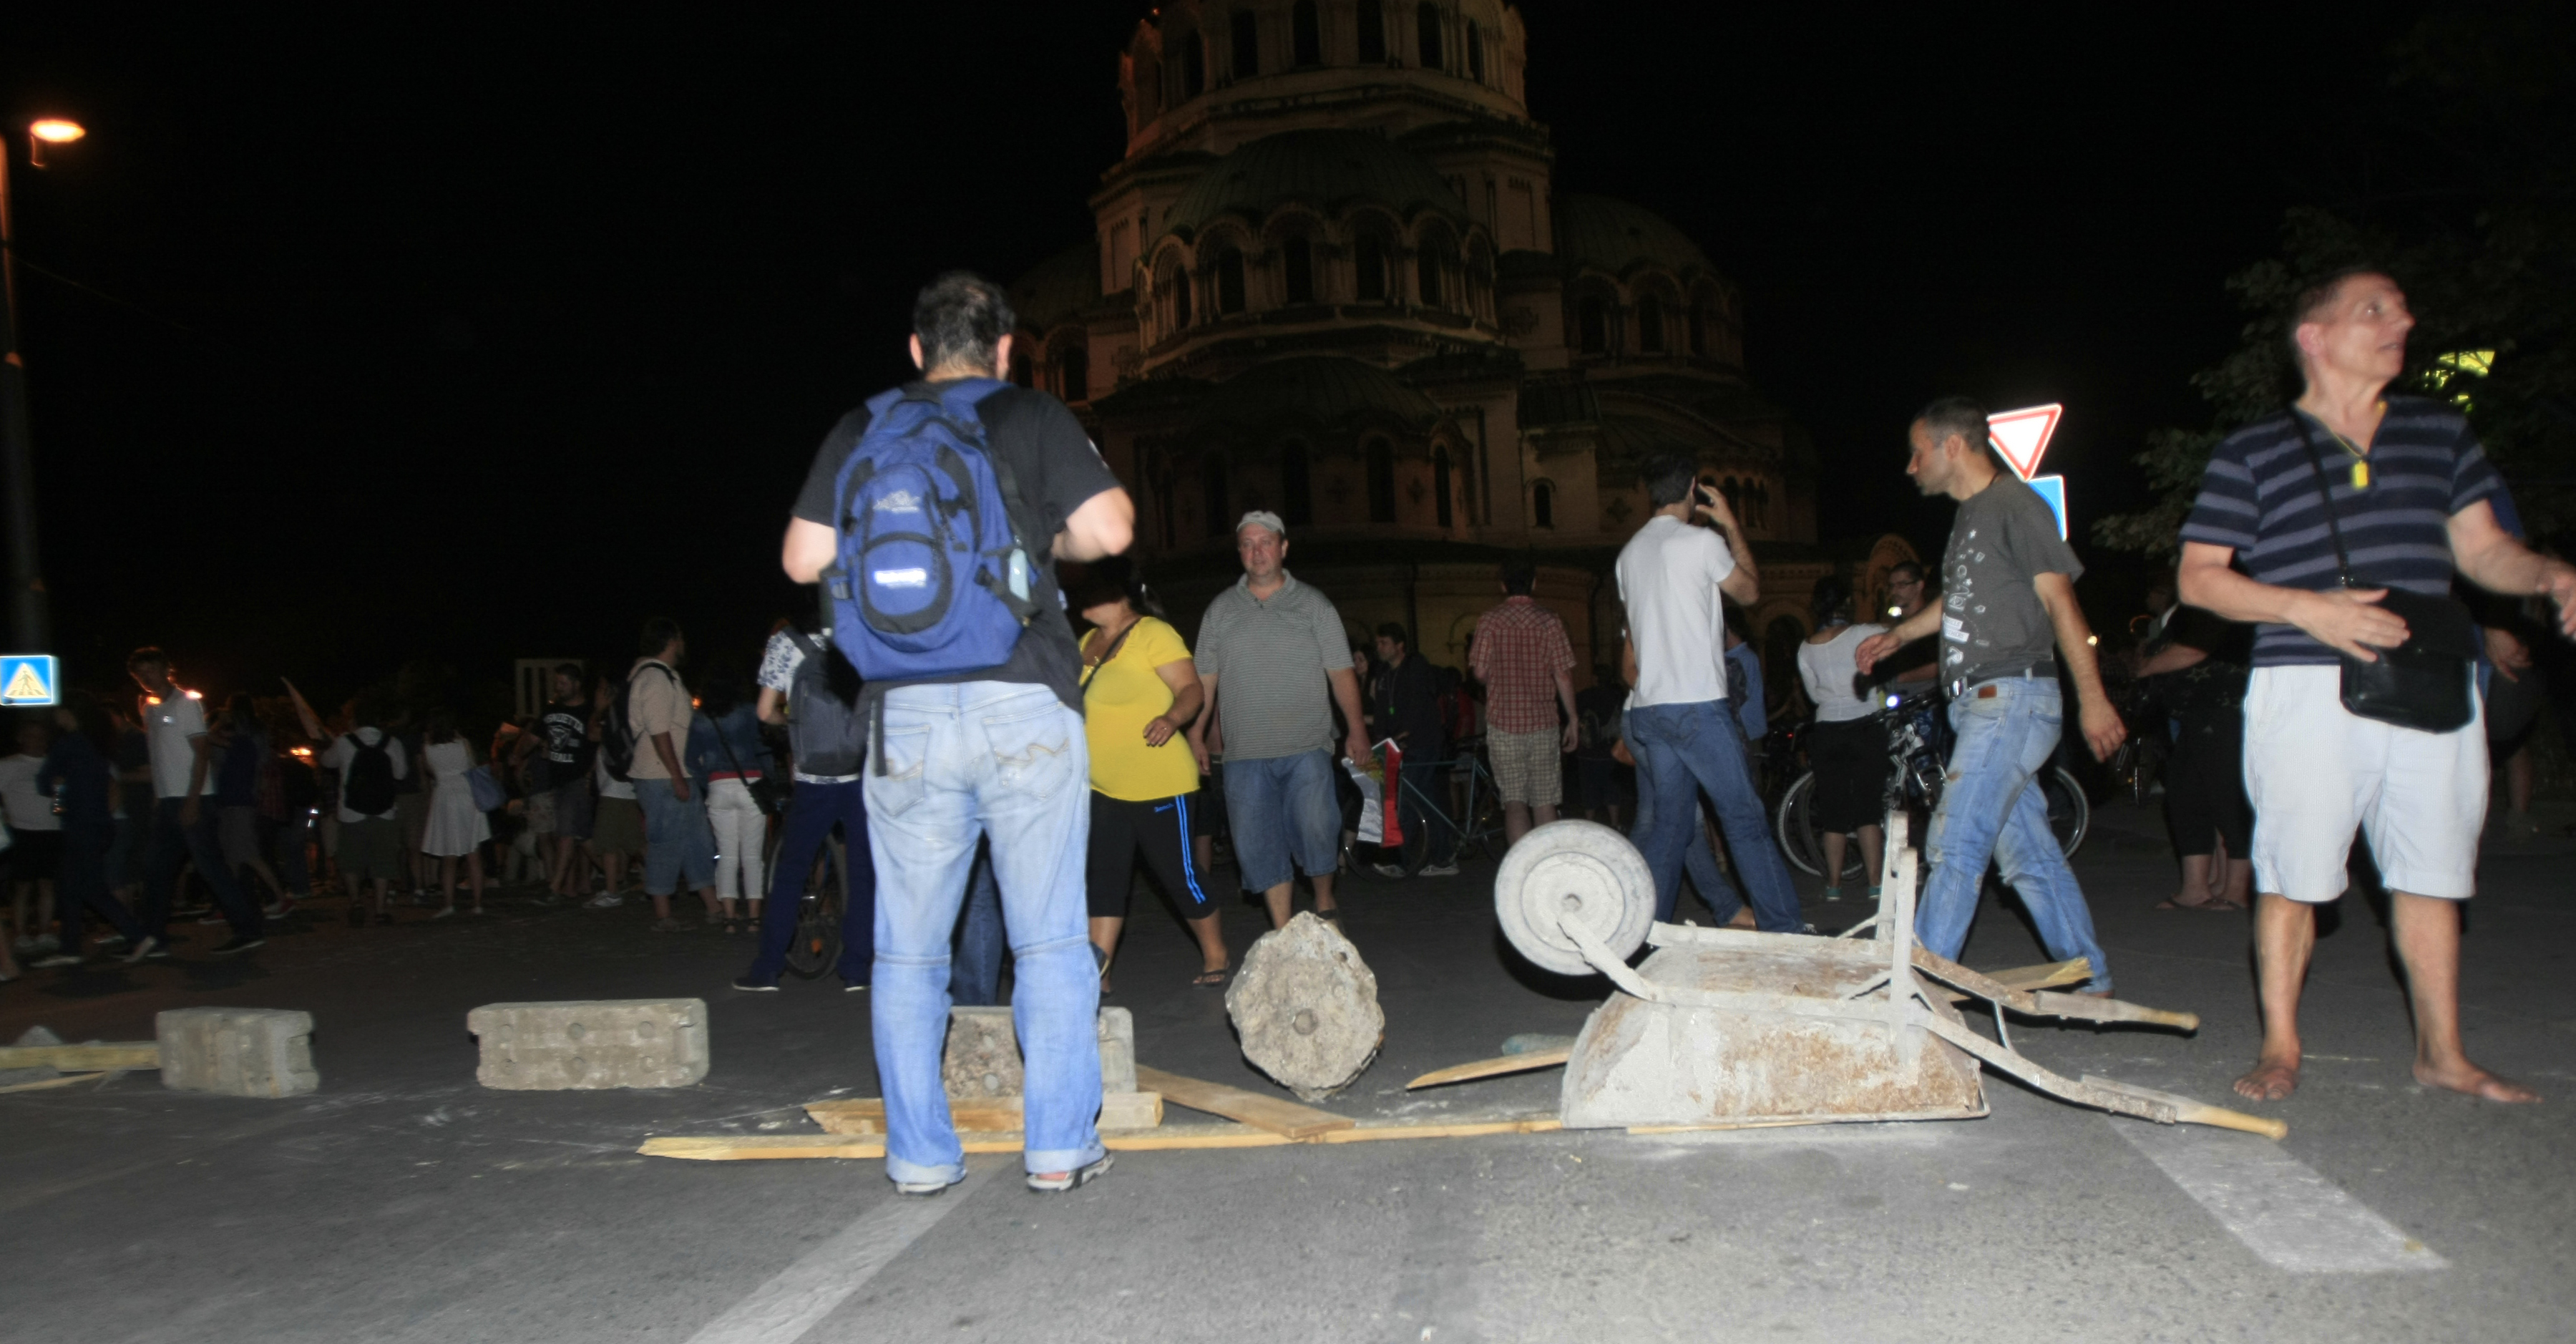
[157,1008,319,1099]
[468,999,708,1091]
[940,1006,1134,1100]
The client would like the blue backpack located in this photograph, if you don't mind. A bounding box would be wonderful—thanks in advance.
[822,379,1043,683]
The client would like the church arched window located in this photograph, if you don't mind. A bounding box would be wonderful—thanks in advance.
[1433,445,1454,528]
[1230,9,1259,80]
[1687,300,1708,356]
[1216,246,1247,315]
[1292,1,1322,66]
[1282,235,1315,304]
[1055,343,1089,401]
[1577,295,1607,354]
[1280,442,1313,526]
[1365,439,1397,522]
[1161,257,1193,331]
[1415,237,1444,308]
[1357,0,1387,63]
[1355,233,1389,303]
[1532,479,1555,530]
[1637,293,1665,353]
[1416,3,1445,69]
[1202,454,1230,537]
[1181,30,1206,99]
[1465,21,1484,82]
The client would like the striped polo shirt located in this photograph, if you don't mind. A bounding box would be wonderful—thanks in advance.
[1194,570,1355,761]
[2180,396,2499,667]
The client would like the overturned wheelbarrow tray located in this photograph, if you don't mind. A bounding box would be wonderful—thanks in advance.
[1491,818,2283,1138]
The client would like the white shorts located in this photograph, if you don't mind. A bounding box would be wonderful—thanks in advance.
[2243,665,2487,902]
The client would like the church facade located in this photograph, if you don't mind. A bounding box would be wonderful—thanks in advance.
[1007,0,1916,698]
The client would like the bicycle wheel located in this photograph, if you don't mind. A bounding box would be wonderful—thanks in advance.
[2044,766,2089,860]
[1774,773,1825,877]
[782,842,843,978]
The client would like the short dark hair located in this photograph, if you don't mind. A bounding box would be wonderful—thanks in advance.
[1913,396,1989,457]
[639,616,683,656]
[1502,561,1536,595]
[2285,266,2389,364]
[1376,622,1409,647]
[1810,575,1851,625]
[914,271,1015,373]
[552,661,583,681]
[1641,452,1700,508]
[1887,560,1925,585]
[126,646,170,673]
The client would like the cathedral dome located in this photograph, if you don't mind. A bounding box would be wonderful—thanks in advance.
[1163,128,1469,239]
[1198,355,1443,430]
[1555,194,1715,278]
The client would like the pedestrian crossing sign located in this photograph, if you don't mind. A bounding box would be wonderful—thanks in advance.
[0,654,59,706]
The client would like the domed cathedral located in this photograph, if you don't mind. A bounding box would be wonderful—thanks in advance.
[1007,0,1918,706]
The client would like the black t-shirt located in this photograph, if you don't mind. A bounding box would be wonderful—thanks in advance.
[540,700,595,777]
[793,380,1121,711]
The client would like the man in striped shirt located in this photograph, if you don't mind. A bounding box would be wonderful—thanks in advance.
[2178,268,2576,1106]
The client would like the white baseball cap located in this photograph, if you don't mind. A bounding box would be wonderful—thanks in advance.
[1236,510,1287,539]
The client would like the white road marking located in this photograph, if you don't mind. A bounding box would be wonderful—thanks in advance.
[2114,1121,2446,1272]
[683,1160,997,1343]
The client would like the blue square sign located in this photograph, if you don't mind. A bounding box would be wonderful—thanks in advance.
[1,654,59,706]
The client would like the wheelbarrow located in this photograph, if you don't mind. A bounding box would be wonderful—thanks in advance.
[1491,816,2283,1138]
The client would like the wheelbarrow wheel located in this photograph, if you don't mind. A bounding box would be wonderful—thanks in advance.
[1493,819,1654,978]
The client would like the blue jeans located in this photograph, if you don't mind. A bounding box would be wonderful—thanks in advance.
[1222,749,1342,891]
[635,777,715,896]
[744,778,875,985]
[1626,700,1800,931]
[142,797,260,940]
[57,819,143,947]
[867,683,1101,1184]
[950,845,1006,1006]
[1918,678,2111,993]
[1396,759,1458,867]
[1629,733,1738,922]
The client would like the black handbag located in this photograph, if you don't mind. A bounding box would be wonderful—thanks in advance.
[2288,412,2479,733]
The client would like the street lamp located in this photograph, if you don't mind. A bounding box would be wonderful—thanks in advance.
[1,116,86,653]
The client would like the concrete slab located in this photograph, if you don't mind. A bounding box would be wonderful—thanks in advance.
[467,998,709,1090]
[155,1007,318,1098]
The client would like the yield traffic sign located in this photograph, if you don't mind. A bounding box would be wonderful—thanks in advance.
[1986,404,2063,482]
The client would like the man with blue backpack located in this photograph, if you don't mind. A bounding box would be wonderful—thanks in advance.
[782,271,1135,1195]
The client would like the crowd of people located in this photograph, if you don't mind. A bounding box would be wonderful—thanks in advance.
[2,266,2565,1192]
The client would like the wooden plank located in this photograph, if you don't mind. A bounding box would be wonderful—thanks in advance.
[639,1111,1566,1161]
[1133,1064,1355,1139]
[1406,1047,1573,1090]
[1938,958,2089,1004]
[0,1043,158,1071]
[0,1071,115,1095]
[805,1092,1162,1136]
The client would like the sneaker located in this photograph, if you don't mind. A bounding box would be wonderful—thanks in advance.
[584,893,625,910]
[33,934,59,954]
[429,906,457,920]
[123,935,168,963]
[894,1174,963,1197]
[31,953,84,969]
[1419,862,1460,877]
[196,911,229,925]
[844,981,869,993]
[731,976,779,992]
[170,905,210,920]
[649,917,685,932]
[263,897,298,918]
[210,934,266,956]
[1026,1153,1114,1193]
[11,936,33,955]
[1372,862,1407,879]
[95,933,131,951]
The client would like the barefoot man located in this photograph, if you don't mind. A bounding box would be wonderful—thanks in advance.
[2177,268,2576,1104]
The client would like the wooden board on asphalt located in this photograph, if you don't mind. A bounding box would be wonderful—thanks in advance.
[639,1111,1561,1161]
[804,1092,1163,1136]
[1134,1064,1355,1139]
[1407,1046,1574,1090]
[0,1043,158,1072]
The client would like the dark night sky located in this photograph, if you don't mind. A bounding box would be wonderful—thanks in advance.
[4,1,2425,709]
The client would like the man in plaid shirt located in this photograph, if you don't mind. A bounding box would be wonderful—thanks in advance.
[1470,563,1580,847]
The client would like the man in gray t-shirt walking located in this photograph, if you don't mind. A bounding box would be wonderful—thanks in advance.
[1190,511,1371,928]
[1858,397,2125,990]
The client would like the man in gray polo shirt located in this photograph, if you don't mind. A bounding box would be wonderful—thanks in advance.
[1190,511,1371,928]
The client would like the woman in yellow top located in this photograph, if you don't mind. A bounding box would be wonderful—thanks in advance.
[1074,570,1228,988]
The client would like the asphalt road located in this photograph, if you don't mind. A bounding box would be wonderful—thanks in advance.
[3,799,2570,1343]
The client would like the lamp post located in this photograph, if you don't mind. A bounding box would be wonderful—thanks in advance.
[0,117,85,652]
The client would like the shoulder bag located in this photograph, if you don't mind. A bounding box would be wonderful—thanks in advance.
[2288,412,2479,733]
[706,711,784,814]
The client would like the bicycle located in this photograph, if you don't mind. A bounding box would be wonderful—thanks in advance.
[1774,686,2088,882]
[1360,742,1508,879]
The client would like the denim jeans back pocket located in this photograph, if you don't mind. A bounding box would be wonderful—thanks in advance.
[981,701,1078,802]
[869,724,931,817]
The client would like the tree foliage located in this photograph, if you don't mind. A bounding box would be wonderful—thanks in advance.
[2098,7,2576,555]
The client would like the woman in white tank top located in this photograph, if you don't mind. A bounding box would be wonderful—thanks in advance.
[1794,580,1893,899]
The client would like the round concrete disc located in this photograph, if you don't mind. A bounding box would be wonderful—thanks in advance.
[1493,819,1653,976]
[1226,912,1385,1101]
